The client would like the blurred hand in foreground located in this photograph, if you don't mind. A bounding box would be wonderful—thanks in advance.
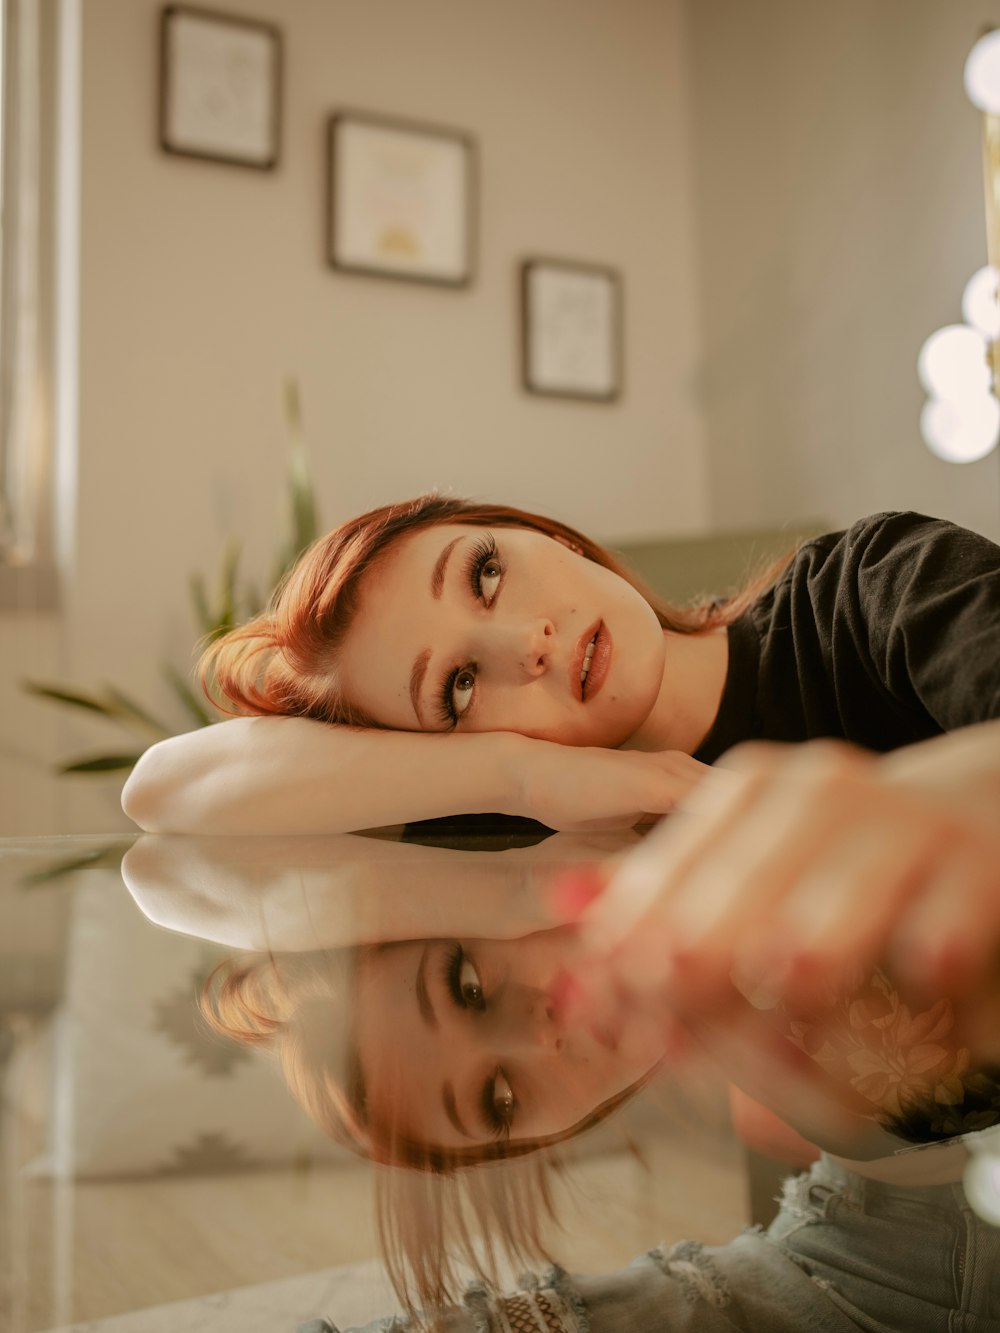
[558,724,1000,1067]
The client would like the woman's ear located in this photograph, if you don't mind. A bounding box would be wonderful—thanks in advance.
[551,533,584,556]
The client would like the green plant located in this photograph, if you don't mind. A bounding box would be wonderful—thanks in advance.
[24,380,321,776]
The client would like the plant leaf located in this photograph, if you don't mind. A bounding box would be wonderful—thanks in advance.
[21,842,131,886]
[189,572,214,639]
[24,681,120,717]
[164,664,215,728]
[60,753,145,774]
[289,454,318,559]
[102,685,173,740]
[280,376,319,575]
[215,539,241,637]
[244,582,264,618]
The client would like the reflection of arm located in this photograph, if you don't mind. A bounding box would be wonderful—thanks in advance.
[121,829,637,950]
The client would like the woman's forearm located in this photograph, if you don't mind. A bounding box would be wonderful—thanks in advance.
[121,717,531,834]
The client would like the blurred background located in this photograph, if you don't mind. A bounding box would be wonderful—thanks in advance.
[4,0,1000,836]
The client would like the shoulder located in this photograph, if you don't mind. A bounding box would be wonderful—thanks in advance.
[796,512,999,574]
[762,513,1000,630]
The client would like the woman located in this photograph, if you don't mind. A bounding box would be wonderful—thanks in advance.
[120,494,1000,837]
[121,495,1000,1326]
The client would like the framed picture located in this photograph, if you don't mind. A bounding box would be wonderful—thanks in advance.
[327,111,476,286]
[159,5,282,170]
[521,259,622,401]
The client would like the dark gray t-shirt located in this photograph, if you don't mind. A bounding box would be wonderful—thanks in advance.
[694,511,1000,764]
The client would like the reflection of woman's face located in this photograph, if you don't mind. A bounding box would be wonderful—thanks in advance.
[337,524,667,747]
[354,930,664,1151]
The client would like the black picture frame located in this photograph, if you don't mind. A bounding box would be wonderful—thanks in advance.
[159,5,282,170]
[327,110,476,288]
[521,259,623,402]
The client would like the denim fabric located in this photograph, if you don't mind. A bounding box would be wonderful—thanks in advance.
[316,1154,1000,1333]
[764,1154,1000,1332]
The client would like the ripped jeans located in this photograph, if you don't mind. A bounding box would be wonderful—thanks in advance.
[311,1155,1000,1333]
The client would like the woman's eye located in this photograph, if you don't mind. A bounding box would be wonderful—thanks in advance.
[479,558,502,606]
[459,956,484,1009]
[492,1071,515,1126]
[452,667,476,718]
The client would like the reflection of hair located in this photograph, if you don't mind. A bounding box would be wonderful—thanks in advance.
[200,945,658,1318]
[199,492,790,725]
[200,948,372,1158]
[372,1075,657,1317]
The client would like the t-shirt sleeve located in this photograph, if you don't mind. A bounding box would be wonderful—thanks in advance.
[848,512,1000,731]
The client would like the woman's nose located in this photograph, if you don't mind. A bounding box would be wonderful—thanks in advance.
[492,989,565,1055]
[498,619,554,679]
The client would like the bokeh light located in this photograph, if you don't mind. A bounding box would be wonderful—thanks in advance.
[962,265,1000,340]
[964,29,1000,114]
[920,394,1000,463]
[965,1147,1000,1226]
[917,324,992,401]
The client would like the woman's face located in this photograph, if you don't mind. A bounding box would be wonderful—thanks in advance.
[337,524,667,748]
[354,929,664,1151]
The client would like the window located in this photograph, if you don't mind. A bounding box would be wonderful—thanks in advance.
[0,0,60,610]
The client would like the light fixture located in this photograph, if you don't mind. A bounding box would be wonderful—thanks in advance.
[962,265,1000,338]
[917,30,1000,463]
[965,29,1000,114]
[917,324,992,400]
[920,394,1000,463]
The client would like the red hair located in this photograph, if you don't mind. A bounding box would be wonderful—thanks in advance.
[199,492,788,725]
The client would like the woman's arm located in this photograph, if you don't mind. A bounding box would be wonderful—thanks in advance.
[120,715,708,835]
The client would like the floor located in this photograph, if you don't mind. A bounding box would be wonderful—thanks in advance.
[3,1117,750,1332]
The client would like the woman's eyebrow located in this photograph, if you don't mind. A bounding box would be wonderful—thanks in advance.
[442,1080,473,1139]
[409,649,432,726]
[431,536,463,599]
[415,943,438,1029]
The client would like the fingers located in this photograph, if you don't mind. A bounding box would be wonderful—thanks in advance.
[579,758,757,953]
[888,832,1000,994]
[575,737,1000,1031]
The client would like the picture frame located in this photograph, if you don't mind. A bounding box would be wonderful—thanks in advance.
[327,111,476,287]
[159,5,282,170]
[521,259,622,401]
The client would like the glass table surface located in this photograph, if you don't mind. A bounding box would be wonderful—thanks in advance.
[0,828,752,1333]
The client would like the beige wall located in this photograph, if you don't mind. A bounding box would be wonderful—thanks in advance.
[687,0,1000,537]
[3,0,710,834]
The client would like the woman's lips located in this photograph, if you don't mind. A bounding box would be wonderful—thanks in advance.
[573,622,612,701]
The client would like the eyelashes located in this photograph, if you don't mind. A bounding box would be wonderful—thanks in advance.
[435,533,504,728]
[440,944,516,1141]
[482,1071,515,1142]
[465,533,501,600]
[442,942,485,1012]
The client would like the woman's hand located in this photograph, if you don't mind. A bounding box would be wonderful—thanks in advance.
[570,725,1000,1054]
[514,742,711,831]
